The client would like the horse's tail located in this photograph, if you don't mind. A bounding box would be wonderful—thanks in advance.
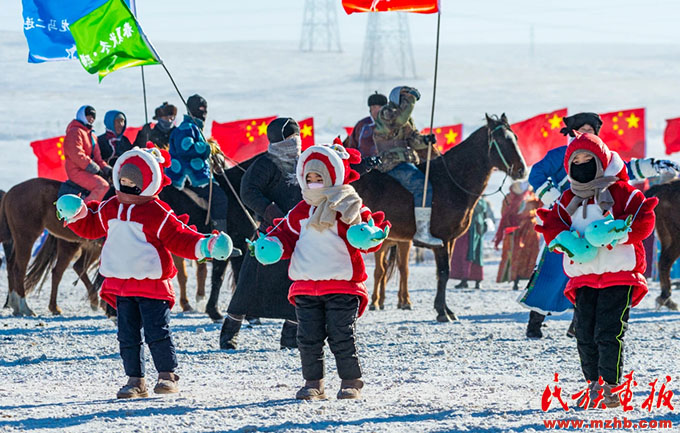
[25,234,58,295]
[0,190,11,244]
[384,245,398,285]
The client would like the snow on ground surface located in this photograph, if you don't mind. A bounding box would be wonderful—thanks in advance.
[1,257,679,433]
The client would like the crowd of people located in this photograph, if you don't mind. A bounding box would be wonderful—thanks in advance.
[51,87,679,407]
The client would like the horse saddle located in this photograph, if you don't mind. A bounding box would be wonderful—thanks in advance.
[58,180,90,198]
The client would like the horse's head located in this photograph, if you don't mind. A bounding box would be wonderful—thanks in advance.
[485,113,527,179]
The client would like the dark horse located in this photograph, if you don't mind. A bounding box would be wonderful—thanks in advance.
[158,159,256,321]
[645,179,680,310]
[354,114,527,322]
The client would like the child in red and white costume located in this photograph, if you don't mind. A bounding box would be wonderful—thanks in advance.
[253,140,390,400]
[58,146,232,399]
[536,133,657,408]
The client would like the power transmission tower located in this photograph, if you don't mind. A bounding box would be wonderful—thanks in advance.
[300,0,342,52]
[360,13,416,79]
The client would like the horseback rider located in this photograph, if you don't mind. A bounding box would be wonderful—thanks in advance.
[134,102,178,150]
[344,91,387,156]
[64,105,112,202]
[166,94,229,233]
[371,86,440,247]
[98,110,133,165]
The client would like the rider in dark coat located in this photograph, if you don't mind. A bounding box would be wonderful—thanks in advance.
[134,102,177,150]
[220,117,303,350]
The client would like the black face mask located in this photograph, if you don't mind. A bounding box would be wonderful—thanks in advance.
[119,184,142,195]
[570,158,597,183]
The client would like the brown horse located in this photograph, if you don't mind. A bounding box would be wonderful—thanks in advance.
[173,256,207,312]
[370,240,412,310]
[354,114,527,322]
[646,179,680,310]
[0,178,101,316]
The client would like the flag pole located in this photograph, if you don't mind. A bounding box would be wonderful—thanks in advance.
[421,11,441,208]
[141,66,149,124]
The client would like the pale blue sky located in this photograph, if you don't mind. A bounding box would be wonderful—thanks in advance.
[3,0,679,45]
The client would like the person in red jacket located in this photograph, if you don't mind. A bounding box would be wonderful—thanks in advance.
[536,133,657,408]
[63,105,112,202]
[250,140,390,400]
[56,147,233,399]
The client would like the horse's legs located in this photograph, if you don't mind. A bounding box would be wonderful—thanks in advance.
[8,239,37,316]
[397,241,411,309]
[206,259,228,322]
[433,243,456,322]
[172,255,193,312]
[196,261,207,301]
[371,246,387,311]
[658,241,680,309]
[48,240,80,315]
[73,244,101,311]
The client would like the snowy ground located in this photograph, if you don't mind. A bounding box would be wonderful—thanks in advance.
[1,255,679,433]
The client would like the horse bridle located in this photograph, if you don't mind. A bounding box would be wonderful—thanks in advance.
[439,123,515,198]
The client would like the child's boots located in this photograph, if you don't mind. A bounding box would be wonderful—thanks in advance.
[337,379,364,400]
[295,379,326,400]
[154,372,180,394]
[116,377,149,399]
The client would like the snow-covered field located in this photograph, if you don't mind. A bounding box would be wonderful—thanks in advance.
[1,258,679,433]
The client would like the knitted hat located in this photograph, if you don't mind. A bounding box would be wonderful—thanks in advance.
[367,91,387,107]
[296,138,361,188]
[560,112,603,137]
[113,145,172,196]
[267,117,300,143]
[187,94,207,120]
[153,102,178,120]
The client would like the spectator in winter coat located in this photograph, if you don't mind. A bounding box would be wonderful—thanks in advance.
[372,86,439,247]
[98,110,133,165]
[165,94,229,233]
[134,102,178,150]
[536,133,657,408]
[250,140,390,400]
[344,91,387,156]
[64,105,112,202]
[220,117,304,351]
[56,147,233,399]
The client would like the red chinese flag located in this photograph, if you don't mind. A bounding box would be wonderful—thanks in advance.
[211,116,276,164]
[299,117,315,150]
[598,108,645,161]
[344,126,354,138]
[422,124,463,153]
[30,136,67,181]
[664,117,680,155]
[342,0,439,14]
[511,108,568,166]
[123,124,145,143]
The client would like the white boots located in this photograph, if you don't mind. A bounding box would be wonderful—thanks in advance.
[413,207,443,247]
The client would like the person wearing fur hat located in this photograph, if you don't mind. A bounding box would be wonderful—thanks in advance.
[63,105,112,202]
[372,85,440,247]
[249,140,390,400]
[220,117,304,351]
[344,91,387,154]
[55,147,234,399]
[98,110,133,165]
[134,102,178,150]
[536,132,657,408]
[166,94,230,235]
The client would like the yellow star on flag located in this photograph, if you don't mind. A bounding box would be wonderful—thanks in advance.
[257,121,268,136]
[625,113,640,129]
[301,123,313,138]
[548,114,562,130]
[445,129,458,144]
